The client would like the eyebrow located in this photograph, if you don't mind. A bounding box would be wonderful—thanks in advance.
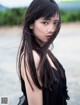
[42,18,60,22]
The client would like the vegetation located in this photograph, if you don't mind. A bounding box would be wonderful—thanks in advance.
[0,8,27,26]
[61,9,80,22]
[0,8,80,26]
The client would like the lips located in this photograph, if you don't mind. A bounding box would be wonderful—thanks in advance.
[46,35,52,38]
[46,35,52,37]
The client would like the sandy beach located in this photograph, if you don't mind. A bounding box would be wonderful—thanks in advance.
[0,22,80,105]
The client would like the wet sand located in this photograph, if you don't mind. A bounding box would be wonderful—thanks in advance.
[0,22,80,105]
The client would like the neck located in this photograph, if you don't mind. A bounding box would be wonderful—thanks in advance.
[35,38,45,47]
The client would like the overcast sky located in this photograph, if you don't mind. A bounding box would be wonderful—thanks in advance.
[0,0,60,8]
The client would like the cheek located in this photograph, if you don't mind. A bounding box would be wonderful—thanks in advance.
[36,25,46,35]
[32,27,41,40]
[38,24,46,32]
[34,28,41,37]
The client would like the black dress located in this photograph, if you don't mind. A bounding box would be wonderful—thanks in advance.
[17,66,70,105]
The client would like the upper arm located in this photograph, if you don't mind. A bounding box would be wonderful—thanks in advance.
[20,50,43,105]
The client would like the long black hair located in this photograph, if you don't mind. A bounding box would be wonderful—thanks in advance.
[17,0,65,91]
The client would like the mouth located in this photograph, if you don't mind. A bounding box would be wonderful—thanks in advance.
[46,35,52,39]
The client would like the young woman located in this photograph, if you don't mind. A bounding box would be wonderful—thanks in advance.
[17,0,70,105]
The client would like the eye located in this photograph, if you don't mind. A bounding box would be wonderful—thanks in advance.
[54,22,58,25]
[42,21,49,25]
[54,21,59,27]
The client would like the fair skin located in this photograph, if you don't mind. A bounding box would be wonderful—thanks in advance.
[21,14,59,105]
[30,13,59,46]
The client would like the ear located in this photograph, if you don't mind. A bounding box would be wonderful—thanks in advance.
[29,24,34,29]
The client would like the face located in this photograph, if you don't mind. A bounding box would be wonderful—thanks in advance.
[30,13,60,46]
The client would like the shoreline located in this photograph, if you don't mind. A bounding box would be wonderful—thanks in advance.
[0,21,80,28]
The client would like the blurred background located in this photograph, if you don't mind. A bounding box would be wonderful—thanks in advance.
[0,0,80,105]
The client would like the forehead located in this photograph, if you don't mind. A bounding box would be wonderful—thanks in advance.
[53,13,59,20]
[39,13,60,21]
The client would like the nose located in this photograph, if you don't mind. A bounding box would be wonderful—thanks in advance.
[47,25,55,33]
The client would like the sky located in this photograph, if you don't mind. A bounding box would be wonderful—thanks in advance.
[0,0,60,8]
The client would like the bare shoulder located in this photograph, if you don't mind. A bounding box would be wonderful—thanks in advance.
[32,50,40,60]
[20,50,43,105]
[20,50,40,79]
[20,50,41,90]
